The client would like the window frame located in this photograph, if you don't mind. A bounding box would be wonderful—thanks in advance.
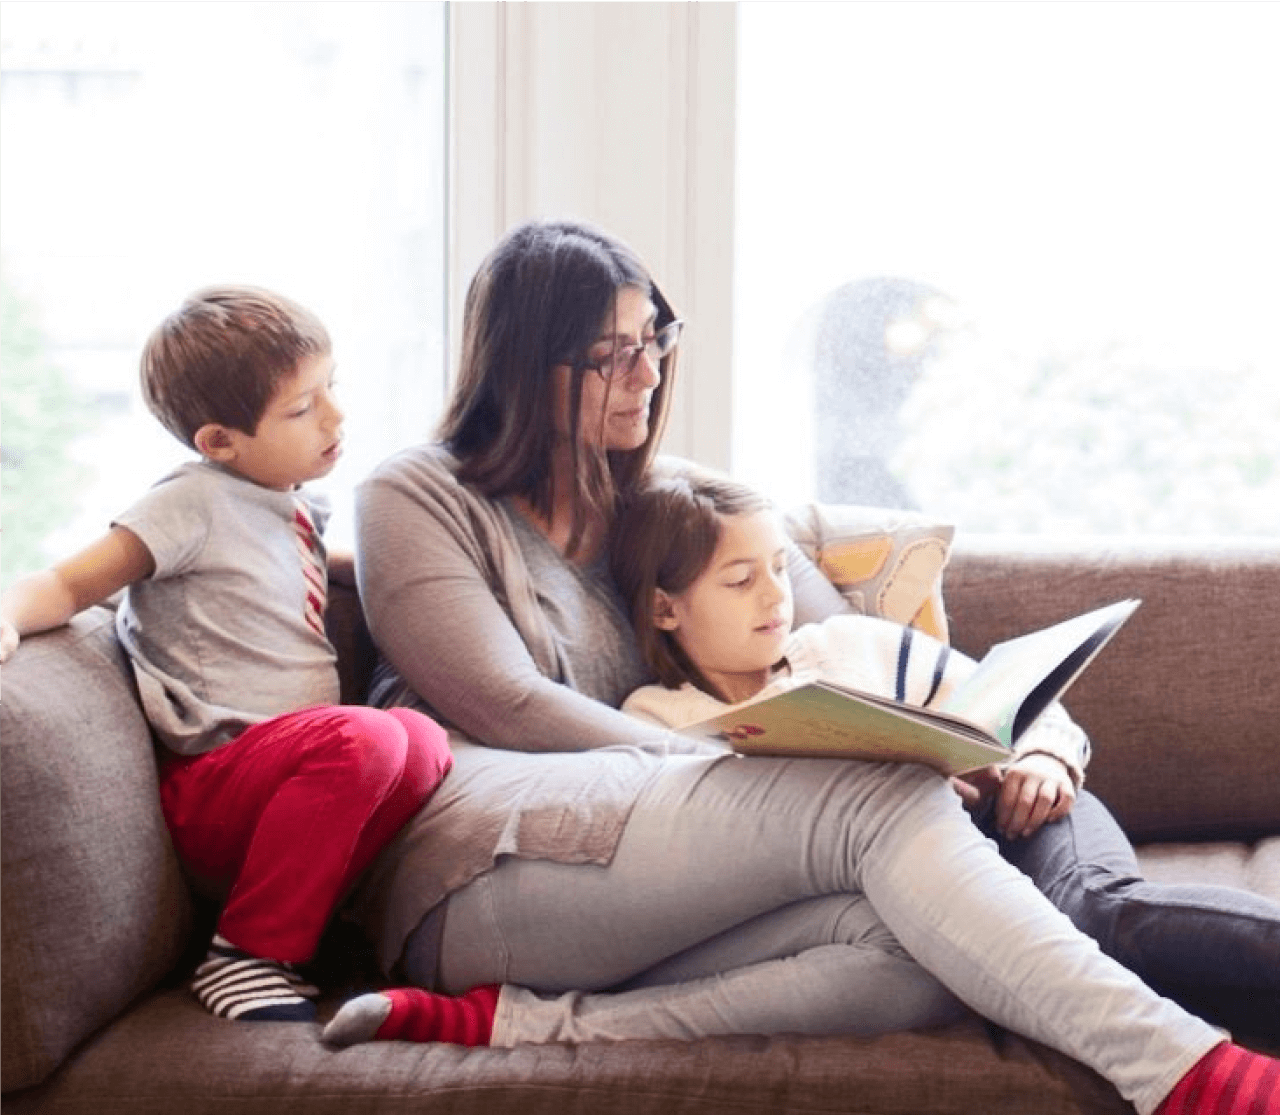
[448,2,739,471]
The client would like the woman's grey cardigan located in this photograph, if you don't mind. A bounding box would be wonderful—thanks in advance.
[350,443,848,976]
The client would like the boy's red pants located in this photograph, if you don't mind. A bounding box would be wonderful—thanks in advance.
[159,705,450,964]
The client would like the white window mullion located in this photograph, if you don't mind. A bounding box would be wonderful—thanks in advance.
[447,1,739,472]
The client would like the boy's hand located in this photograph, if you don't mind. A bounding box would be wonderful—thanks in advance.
[0,618,19,663]
[994,752,1076,839]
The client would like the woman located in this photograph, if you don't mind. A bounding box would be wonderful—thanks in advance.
[348,219,1273,1115]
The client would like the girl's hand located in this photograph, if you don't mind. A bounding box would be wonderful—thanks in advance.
[995,752,1076,839]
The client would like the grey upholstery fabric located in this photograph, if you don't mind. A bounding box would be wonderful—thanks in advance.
[0,608,193,1092]
[2,546,1275,1114]
[1,988,1130,1115]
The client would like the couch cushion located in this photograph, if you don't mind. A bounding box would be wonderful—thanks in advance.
[1,608,193,1092]
[4,987,1131,1115]
[1137,837,1280,904]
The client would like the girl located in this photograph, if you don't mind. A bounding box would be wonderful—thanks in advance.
[611,468,1278,1041]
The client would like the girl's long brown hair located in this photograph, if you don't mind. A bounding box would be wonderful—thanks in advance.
[610,470,772,697]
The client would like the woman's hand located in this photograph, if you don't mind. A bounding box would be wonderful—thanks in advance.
[949,766,1003,813]
[994,752,1076,839]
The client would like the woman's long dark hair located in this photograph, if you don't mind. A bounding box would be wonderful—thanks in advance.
[438,219,679,555]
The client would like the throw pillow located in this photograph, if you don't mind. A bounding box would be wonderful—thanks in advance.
[784,503,954,642]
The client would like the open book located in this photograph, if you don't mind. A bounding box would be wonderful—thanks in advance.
[680,598,1141,776]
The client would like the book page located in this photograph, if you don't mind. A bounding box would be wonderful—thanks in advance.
[683,682,1010,776]
[940,598,1139,747]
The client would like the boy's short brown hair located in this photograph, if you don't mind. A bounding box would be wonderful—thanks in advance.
[140,285,331,448]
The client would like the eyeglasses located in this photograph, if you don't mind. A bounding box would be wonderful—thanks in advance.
[578,320,684,381]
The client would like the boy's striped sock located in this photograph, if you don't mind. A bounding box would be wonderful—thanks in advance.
[1155,1042,1279,1115]
[192,934,320,1022]
[323,985,501,1047]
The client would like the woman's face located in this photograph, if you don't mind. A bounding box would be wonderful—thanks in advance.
[554,284,662,452]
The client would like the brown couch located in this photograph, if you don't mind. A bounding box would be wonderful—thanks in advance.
[3,536,1277,1115]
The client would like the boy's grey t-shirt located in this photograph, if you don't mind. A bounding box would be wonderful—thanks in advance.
[113,460,340,756]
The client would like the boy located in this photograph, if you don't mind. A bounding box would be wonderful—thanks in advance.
[0,286,451,1022]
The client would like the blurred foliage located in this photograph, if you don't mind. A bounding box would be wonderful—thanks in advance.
[1,272,91,585]
[892,330,1280,536]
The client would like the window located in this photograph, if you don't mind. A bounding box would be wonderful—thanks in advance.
[1,0,447,584]
[734,2,1278,535]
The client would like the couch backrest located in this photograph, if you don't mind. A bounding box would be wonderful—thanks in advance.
[1,608,193,1093]
[944,537,1280,843]
[326,580,377,705]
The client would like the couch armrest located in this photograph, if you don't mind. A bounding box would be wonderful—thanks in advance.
[943,535,1279,843]
[1,609,193,1092]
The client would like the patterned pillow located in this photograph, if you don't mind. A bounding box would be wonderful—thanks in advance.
[784,503,954,642]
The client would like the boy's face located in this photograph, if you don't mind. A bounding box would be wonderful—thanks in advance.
[656,509,795,704]
[216,353,343,490]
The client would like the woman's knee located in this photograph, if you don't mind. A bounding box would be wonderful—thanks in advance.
[828,896,916,962]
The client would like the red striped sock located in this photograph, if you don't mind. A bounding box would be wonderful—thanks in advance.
[374,985,501,1047]
[1156,1042,1279,1115]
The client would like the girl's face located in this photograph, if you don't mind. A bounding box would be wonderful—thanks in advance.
[655,509,795,704]
[554,284,662,452]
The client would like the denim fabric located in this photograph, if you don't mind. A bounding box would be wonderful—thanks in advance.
[419,754,1221,1114]
[483,889,970,1040]
[991,790,1280,1042]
